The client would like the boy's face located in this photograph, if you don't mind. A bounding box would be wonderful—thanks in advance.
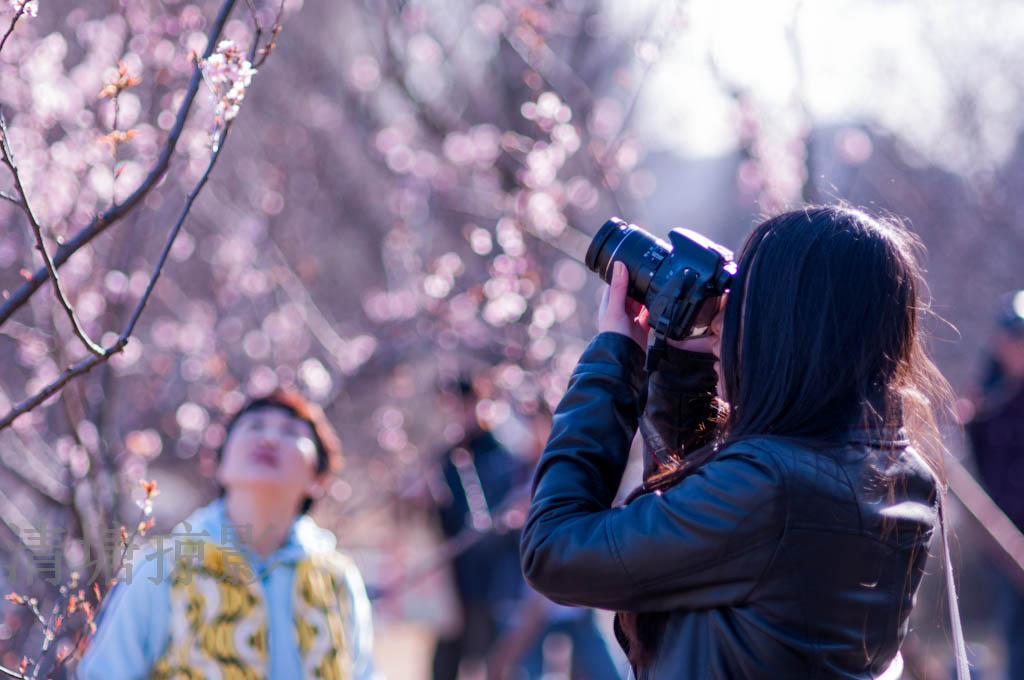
[216,406,321,502]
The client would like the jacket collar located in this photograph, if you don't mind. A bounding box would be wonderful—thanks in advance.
[182,498,336,569]
[844,425,909,447]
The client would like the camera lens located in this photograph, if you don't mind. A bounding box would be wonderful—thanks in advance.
[585,218,670,304]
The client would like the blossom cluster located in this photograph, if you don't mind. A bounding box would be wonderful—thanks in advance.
[4,0,37,17]
[200,40,257,125]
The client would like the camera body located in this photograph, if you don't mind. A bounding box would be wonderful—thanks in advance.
[585,217,736,369]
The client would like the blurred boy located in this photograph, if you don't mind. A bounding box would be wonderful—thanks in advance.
[78,389,375,680]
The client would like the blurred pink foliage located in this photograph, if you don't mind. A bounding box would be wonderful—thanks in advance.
[0,0,1022,676]
[0,0,665,671]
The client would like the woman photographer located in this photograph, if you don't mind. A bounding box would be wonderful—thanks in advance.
[521,207,951,679]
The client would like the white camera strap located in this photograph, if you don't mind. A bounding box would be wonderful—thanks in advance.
[939,494,971,680]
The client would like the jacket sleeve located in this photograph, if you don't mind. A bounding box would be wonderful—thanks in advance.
[338,556,377,680]
[75,547,171,679]
[639,345,720,478]
[520,332,785,613]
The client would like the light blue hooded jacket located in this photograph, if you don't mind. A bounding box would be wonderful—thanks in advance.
[77,499,376,679]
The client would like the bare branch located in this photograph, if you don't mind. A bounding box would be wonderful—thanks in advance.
[243,0,285,68]
[0,0,239,329]
[120,127,235,340]
[0,387,75,486]
[370,483,531,601]
[0,346,122,431]
[244,0,260,33]
[267,242,345,344]
[42,631,88,680]
[3,485,159,680]
[499,25,593,109]
[0,110,104,356]
[0,4,28,56]
[0,0,279,429]
[254,0,287,68]
[0,662,27,680]
[0,88,248,432]
[0,189,19,205]
[0,484,48,578]
[0,450,70,507]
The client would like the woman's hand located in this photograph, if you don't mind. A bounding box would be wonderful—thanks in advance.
[670,294,726,357]
[598,261,650,348]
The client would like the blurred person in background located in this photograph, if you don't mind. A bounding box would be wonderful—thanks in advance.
[963,290,1024,680]
[78,389,376,680]
[521,207,953,679]
[485,406,623,680]
[430,377,531,680]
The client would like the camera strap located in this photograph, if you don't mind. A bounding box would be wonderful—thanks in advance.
[939,493,971,680]
[645,336,669,373]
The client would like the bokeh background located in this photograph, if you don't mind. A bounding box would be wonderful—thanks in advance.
[1,0,1022,677]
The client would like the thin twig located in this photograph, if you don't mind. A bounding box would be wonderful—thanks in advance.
[0,4,27,56]
[109,90,121,208]
[0,663,27,680]
[0,73,247,433]
[0,189,19,205]
[595,3,683,168]
[40,500,155,679]
[2,488,156,680]
[370,484,531,601]
[120,127,235,339]
[0,488,49,582]
[268,240,350,360]
[0,110,104,356]
[242,0,264,79]
[0,401,75,489]
[0,0,239,329]
[42,628,89,680]
[499,25,593,109]
[0,449,70,507]
[252,0,286,68]
[243,0,260,33]
[0,349,120,431]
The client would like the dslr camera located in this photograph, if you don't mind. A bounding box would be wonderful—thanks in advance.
[585,217,736,370]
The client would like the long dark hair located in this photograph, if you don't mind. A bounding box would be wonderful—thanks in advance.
[617,206,953,667]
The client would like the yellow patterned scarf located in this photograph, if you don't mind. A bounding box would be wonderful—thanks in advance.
[151,541,352,680]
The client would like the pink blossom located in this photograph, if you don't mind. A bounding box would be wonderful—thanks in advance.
[6,0,38,16]
[199,40,257,124]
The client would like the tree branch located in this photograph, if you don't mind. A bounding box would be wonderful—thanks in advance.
[0,189,19,205]
[0,451,70,508]
[119,127,235,341]
[0,663,27,680]
[0,0,239,329]
[253,0,286,68]
[0,485,49,584]
[0,0,274,429]
[0,109,104,356]
[0,400,76,487]
[0,4,28,57]
[0,347,121,432]
[0,82,247,432]
[499,24,593,109]
[267,240,351,365]
[244,0,262,38]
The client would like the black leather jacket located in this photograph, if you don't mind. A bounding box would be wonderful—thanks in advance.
[521,333,938,679]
